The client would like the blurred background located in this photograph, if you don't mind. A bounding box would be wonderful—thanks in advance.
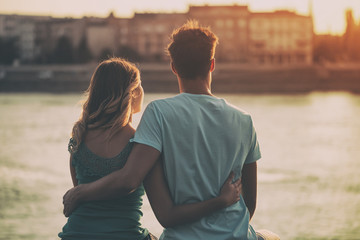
[0,0,360,239]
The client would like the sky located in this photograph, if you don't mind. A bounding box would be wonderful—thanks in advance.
[0,0,359,35]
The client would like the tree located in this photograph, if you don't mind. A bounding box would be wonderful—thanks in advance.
[0,37,19,65]
[76,36,93,63]
[117,45,141,62]
[313,35,343,63]
[98,48,115,61]
[52,35,74,63]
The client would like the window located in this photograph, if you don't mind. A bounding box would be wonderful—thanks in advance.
[238,19,246,28]
[296,54,306,63]
[254,41,265,49]
[226,31,234,39]
[296,40,308,48]
[226,19,234,28]
[215,20,224,28]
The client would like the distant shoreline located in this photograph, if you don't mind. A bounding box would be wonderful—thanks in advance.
[1,63,359,93]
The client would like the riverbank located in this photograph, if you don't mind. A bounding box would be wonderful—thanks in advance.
[0,63,359,93]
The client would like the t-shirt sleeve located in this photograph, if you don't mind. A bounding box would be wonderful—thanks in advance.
[244,116,261,164]
[131,102,163,152]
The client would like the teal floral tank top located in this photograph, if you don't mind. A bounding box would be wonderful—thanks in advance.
[58,139,149,240]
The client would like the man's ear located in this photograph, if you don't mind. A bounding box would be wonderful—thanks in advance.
[170,62,177,74]
[210,58,215,72]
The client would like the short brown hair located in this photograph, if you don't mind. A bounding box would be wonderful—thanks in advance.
[167,20,218,79]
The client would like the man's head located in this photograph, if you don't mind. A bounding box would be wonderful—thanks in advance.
[167,20,218,80]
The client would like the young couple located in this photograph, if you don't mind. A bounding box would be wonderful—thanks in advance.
[59,21,279,240]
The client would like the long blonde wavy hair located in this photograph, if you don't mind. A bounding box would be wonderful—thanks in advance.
[69,58,140,153]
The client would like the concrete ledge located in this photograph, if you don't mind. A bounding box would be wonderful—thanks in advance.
[0,63,359,93]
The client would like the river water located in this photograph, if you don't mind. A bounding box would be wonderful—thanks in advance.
[0,92,359,240]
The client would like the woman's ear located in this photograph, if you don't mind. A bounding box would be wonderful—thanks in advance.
[132,87,141,98]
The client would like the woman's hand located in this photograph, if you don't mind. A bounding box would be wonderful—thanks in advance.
[219,172,242,207]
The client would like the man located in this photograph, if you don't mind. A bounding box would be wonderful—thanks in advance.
[63,21,271,240]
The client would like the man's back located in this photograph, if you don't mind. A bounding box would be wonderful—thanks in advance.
[133,93,261,240]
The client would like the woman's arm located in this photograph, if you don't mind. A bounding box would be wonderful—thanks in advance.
[241,161,257,220]
[69,155,78,187]
[143,160,242,228]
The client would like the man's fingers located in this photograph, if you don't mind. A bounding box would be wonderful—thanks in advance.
[64,204,71,217]
[226,171,235,184]
[63,190,70,204]
[233,178,241,187]
[63,201,69,216]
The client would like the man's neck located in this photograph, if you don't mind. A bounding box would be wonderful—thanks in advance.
[178,76,212,96]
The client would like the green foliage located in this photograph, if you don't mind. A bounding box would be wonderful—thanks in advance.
[75,36,93,63]
[98,48,115,62]
[0,37,20,65]
[313,35,344,62]
[52,35,74,63]
[117,45,141,62]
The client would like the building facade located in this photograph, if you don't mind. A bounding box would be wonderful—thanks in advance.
[129,13,186,61]
[249,10,313,64]
[0,14,50,62]
[188,5,250,62]
[0,5,314,64]
[85,14,130,58]
[37,18,86,62]
[188,5,313,64]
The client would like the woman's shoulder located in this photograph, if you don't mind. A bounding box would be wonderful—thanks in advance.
[85,127,133,158]
[71,139,134,178]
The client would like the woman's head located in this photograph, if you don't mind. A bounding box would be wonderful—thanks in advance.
[70,58,142,153]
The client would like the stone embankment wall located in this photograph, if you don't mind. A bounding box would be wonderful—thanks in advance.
[0,63,359,93]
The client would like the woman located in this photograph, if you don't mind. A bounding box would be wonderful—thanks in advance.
[58,58,241,240]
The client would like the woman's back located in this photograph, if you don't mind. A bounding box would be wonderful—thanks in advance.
[83,126,135,159]
[58,126,149,240]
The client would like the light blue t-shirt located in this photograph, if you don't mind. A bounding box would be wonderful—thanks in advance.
[132,93,261,240]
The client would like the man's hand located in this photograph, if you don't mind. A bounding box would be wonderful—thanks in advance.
[63,185,82,217]
[219,172,242,207]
